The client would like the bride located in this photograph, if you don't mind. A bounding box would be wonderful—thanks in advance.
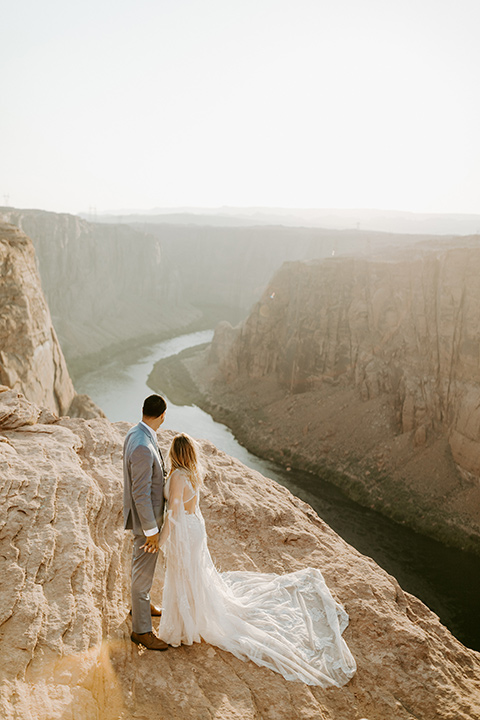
[158,433,356,688]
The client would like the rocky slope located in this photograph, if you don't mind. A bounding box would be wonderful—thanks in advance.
[166,248,480,555]
[0,221,101,418]
[1,386,479,720]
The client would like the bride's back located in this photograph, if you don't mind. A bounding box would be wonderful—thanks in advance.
[166,468,197,514]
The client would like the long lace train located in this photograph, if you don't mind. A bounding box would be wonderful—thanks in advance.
[158,473,356,687]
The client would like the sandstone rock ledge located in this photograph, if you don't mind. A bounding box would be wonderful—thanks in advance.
[1,390,479,720]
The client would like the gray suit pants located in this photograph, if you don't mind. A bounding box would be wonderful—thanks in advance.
[131,534,159,634]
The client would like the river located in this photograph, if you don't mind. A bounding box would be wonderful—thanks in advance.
[75,330,480,651]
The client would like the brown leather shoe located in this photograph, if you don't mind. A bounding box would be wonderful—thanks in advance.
[131,631,168,651]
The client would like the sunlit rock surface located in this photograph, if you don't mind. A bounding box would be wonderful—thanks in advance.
[183,249,480,553]
[0,221,75,415]
[0,390,479,720]
[0,221,104,419]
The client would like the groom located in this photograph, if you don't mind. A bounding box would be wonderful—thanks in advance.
[123,394,169,651]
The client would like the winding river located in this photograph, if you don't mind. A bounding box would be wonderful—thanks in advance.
[75,330,480,651]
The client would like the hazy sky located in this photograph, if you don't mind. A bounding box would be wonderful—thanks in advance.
[2,0,479,215]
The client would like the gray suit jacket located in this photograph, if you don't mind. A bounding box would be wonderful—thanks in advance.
[123,423,166,536]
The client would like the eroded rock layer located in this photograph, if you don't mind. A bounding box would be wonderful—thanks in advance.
[0,387,479,719]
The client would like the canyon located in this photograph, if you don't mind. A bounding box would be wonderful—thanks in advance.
[1,386,479,720]
[1,207,440,369]
[4,205,478,555]
[153,244,480,555]
[1,207,480,717]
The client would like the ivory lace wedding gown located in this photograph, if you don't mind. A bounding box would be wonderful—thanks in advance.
[158,469,356,687]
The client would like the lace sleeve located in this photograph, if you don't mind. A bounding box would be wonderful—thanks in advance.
[159,470,186,552]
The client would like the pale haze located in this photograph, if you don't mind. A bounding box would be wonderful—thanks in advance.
[2,0,479,215]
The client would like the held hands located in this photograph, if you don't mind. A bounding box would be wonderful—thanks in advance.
[140,532,160,553]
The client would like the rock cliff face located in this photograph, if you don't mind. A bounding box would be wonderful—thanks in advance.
[0,221,104,418]
[0,209,202,363]
[1,386,479,720]
[184,249,480,554]
[0,221,76,415]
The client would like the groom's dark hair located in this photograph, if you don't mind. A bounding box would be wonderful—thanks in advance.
[142,394,167,418]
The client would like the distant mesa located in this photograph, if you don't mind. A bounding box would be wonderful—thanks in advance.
[82,205,480,236]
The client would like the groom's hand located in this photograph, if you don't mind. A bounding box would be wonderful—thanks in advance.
[140,533,160,553]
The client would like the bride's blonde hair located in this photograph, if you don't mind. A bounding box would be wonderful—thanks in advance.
[168,433,203,490]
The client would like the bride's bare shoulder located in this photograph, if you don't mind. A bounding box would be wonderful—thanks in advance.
[170,467,189,478]
[169,468,190,487]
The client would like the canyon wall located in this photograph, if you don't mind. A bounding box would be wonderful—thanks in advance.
[1,207,444,366]
[0,209,202,363]
[184,247,480,553]
[0,221,75,415]
[0,221,103,418]
[1,385,479,720]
